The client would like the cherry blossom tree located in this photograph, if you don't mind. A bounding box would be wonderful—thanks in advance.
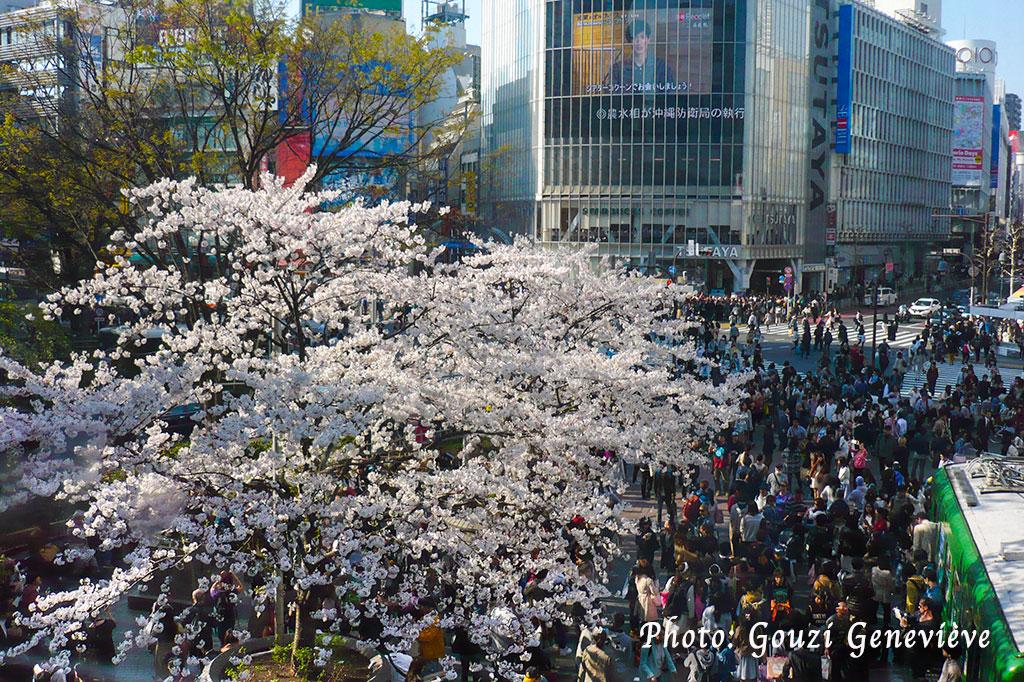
[0,170,743,679]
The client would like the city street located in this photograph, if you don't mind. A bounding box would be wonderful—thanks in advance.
[2,0,1024,680]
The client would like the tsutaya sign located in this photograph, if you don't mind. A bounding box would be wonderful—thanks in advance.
[805,0,834,265]
[677,244,742,259]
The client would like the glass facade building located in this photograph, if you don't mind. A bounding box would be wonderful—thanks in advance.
[481,0,956,293]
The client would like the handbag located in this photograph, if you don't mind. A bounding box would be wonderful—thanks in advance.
[821,653,832,680]
[766,656,787,679]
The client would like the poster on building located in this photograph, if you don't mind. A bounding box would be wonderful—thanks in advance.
[952,95,985,187]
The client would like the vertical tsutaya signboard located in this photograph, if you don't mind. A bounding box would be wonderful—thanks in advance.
[952,95,985,187]
[991,103,1001,190]
[835,3,853,154]
[806,0,834,266]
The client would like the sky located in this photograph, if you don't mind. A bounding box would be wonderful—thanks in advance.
[944,0,1024,98]
[400,0,1022,98]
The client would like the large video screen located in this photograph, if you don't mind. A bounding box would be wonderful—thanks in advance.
[544,0,745,186]
[568,8,713,97]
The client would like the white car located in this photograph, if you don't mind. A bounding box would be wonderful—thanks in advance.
[863,287,897,306]
[908,297,941,317]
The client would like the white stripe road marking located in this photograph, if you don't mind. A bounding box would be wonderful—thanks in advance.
[901,362,1005,395]
[756,327,926,349]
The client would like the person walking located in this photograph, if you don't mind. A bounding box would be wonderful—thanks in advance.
[926,362,939,396]
[578,631,621,682]
[654,466,676,526]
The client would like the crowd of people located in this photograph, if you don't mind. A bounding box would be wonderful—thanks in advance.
[574,293,1024,682]
[0,537,256,681]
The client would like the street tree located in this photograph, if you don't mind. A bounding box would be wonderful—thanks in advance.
[0,0,463,288]
[1000,220,1024,297]
[0,171,742,679]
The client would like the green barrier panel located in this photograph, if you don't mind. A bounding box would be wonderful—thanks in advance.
[932,468,1024,682]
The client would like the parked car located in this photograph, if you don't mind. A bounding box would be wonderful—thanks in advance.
[863,287,897,306]
[908,297,941,318]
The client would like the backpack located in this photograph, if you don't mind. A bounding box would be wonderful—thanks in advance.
[683,494,701,521]
[770,598,791,623]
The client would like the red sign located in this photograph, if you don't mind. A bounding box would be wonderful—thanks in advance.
[825,227,837,245]
[886,262,894,273]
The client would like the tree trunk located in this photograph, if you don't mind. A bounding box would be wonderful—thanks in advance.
[275,576,287,647]
[292,588,318,666]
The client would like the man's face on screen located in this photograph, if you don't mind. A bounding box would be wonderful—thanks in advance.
[633,30,650,64]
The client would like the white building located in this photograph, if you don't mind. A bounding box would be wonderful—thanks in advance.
[830,0,955,289]
[871,0,943,37]
[0,0,123,127]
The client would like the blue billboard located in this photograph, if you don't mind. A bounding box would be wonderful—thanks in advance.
[835,3,853,154]
[991,103,1001,190]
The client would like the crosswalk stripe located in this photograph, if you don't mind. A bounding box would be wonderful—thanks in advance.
[901,362,1005,396]
[757,327,925,349]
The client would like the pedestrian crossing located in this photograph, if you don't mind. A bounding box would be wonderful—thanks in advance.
[901,361,1005,396]
[754,322,926,350]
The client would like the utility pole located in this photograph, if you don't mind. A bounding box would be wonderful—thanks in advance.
[982,212,991,304]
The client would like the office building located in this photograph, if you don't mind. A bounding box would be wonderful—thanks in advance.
[1005,93,1021,132]
[0,0,123,126]
[829,1,954,288]
[481,0,955,294]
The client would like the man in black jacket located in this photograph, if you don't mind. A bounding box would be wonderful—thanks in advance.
[654,466,676,526]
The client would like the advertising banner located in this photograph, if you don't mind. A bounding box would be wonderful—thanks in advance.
[953,95,985,187]
[835,3,853,154]
[805,0,833,265]
[990,103,1000,190]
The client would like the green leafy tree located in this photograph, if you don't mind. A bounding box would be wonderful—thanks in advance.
[0,0,463,288]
